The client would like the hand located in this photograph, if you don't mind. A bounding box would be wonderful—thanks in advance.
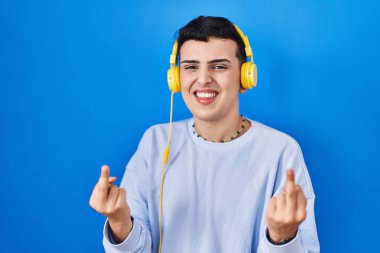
[89,165,133,243]
[265,169,307,243]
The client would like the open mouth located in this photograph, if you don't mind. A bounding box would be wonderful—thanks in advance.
[193,89,219,105]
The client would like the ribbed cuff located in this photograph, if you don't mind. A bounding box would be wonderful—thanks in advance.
[103,218,141,252]
[262,228,303,253]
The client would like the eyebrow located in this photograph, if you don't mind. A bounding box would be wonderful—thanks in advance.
[180,58,231,64]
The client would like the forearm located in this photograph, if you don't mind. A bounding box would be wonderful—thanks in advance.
[109,216,134,243]
[103,218,153,253]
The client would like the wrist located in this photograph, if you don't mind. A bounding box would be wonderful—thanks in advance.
[109,216,133,243]
[266,228,297,245]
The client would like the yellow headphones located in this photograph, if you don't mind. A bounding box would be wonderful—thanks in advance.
[167,24,258,92]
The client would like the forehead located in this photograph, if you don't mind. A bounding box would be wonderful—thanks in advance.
[179,37,239,61]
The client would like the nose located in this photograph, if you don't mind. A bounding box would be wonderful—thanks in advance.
[197,67,212,85]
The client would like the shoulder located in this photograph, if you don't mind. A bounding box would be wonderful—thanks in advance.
[251,120,302,153]
[143,119,189,137]
[252,120,315,197]
[138,118,191,147]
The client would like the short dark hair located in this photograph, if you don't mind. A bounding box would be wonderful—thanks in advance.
[176,16,246,64]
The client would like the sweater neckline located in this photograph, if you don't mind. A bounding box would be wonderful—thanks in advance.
[186,117,259,152]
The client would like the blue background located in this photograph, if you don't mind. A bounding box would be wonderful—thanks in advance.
[1,0,379,252]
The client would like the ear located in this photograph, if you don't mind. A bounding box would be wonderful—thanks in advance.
[239,86,247,94]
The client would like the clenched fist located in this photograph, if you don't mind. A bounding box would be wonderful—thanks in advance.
[265,169,307,243]
[89,165,133,243]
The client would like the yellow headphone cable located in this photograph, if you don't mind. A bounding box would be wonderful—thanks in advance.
[158,91,174,253]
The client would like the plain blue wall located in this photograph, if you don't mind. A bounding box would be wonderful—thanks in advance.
[1,0,379,252]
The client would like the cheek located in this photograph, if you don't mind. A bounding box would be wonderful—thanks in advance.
[218,72,241,92]
[179,76,186,90]
[180,89,195,112]
[179,71,193,90]
[180,73,193,98]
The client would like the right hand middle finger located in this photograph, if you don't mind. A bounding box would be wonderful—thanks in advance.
[97,165,112,203]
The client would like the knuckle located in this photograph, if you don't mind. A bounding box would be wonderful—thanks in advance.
[272,214,282,223]
[113,205,124,213]
[284,216,295,224]
[111,185,119,192]
[266,215,275,225]
[97,186,107,193]
[103,208,113,216]
[274,216,283,224]
[97,207,105,214]
[298,210,307,221]
[287,189,296,197]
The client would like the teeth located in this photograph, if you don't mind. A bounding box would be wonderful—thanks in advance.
[196,92,217,98]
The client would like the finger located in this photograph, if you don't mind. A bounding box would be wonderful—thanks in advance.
[105,185,120,213]
[108,177,117,184]
[266,197,277,217]
[89,184,99,208]
[282,169,295,194]
[97,165,112,203]
[295,186,307,208]
[115,188,127,209]
[295,186,307,222]
[286,169,296,188]
[276,194,286,217]
[285,169,297,211]
[100,165,110,180]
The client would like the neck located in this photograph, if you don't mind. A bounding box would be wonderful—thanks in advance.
[193,113,250,142]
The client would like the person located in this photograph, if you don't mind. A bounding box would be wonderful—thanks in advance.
[89,16,320,253]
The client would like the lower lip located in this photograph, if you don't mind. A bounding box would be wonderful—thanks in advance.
[195,95,217,105]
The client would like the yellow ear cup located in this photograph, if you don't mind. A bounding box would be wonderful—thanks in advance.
[167,66,181,92]
[234,24,258,90]
[240,61,258,89]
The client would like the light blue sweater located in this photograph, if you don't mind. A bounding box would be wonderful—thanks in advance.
[103,118,320,253]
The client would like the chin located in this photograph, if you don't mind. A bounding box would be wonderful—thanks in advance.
[191,109,224,122]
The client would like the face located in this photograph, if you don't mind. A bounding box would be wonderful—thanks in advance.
[179,37,243,123]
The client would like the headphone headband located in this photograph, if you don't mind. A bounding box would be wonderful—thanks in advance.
[169,24,253,65]
[233,24,253,62]
[169,41,178,66]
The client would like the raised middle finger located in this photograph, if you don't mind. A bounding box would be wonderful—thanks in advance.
[285,169,297,214]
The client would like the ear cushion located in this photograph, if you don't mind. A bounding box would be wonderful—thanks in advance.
[240,62,258,89]
[167,66,181,92]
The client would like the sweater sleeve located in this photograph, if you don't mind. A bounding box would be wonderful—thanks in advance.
[257,138,320,253]
[103,129,153,253]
